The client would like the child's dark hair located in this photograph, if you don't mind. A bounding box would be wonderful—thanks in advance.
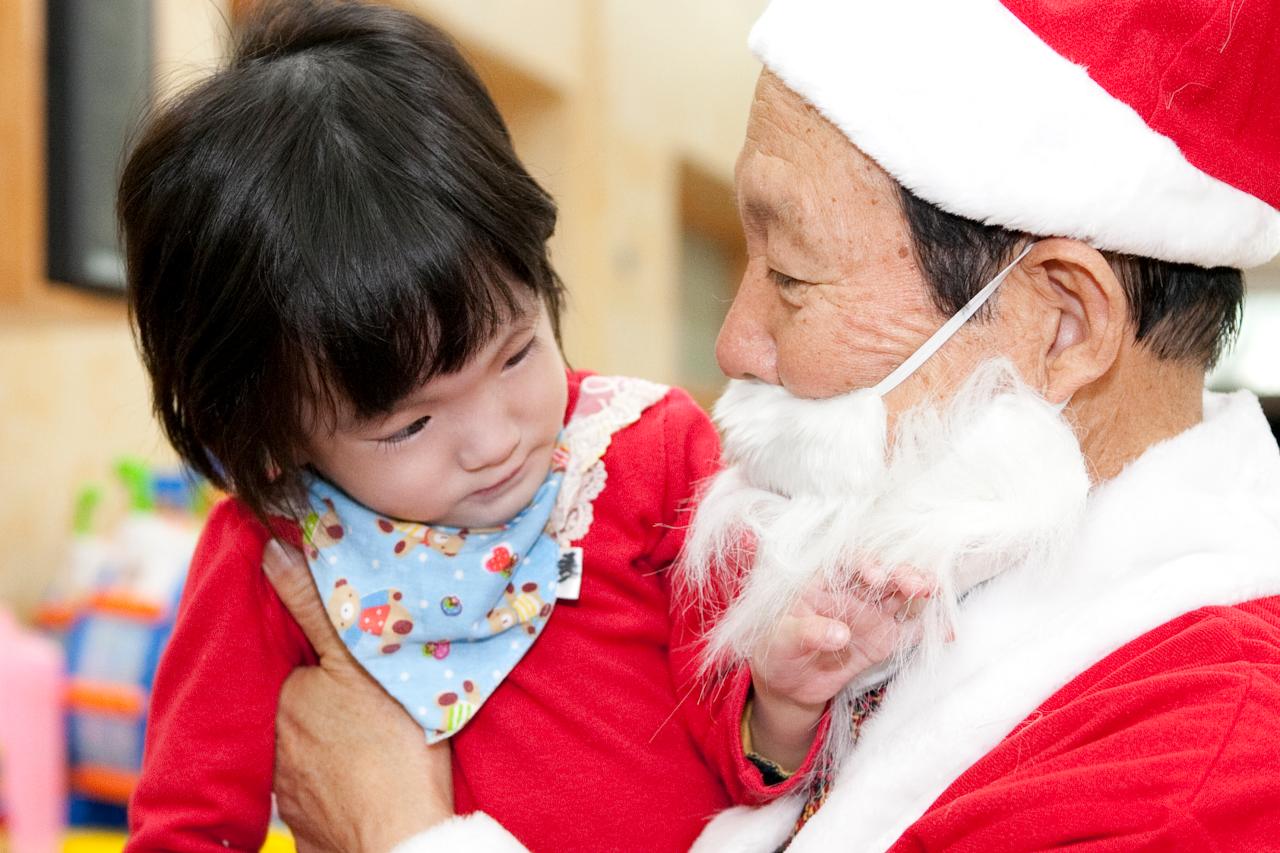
[119,0,565,520]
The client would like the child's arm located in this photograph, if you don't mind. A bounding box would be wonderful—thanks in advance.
[126,499,314,852]
[649,388,831,806]
[743,573,931,769]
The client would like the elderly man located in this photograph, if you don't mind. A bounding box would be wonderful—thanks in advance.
[263,0,1280,850]
[682,0,1280,849]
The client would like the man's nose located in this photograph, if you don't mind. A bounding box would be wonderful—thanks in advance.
[715,274,780,384]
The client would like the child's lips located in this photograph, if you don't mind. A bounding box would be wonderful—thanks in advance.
[471,458,525,499]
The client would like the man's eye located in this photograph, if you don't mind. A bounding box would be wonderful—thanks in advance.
[504,337,537,369]
[380,416,430,445]
[769,269,803,289]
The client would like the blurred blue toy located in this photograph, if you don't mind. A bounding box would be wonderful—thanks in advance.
[39,459,209,826]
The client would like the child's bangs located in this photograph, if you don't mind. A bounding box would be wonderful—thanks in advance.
[286,239,527,430]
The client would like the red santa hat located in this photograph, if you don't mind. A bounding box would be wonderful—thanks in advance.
[749,0,1280,269]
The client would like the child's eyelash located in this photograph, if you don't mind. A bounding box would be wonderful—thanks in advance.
[380,415,430,446]
[375,337,536,447]
[505,337,537,369]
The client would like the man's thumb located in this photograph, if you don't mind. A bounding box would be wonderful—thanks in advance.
[263,538,352,664]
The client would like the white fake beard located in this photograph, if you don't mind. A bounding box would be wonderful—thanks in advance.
[680,359,1091,768]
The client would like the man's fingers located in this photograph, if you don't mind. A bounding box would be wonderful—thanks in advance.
[263,539,352,664]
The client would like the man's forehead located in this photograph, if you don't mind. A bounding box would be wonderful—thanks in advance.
[744,70,890,177]
[739,79,855,205]
[735,148,817,238]
[753,70,805,119]
[746,72,838,151]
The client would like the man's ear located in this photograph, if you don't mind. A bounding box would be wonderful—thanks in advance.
[1020,239,1127,403]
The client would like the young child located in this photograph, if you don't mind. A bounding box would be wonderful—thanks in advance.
[119,2,823,851]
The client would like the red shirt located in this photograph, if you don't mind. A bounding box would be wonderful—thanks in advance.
[126,373,808,852]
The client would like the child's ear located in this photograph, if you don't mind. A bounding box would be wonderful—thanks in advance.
[267,450,307,482]
[282,442,313,476]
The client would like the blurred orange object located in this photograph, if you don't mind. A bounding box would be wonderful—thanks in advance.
[66,682,145,718]
[67,768,137,807]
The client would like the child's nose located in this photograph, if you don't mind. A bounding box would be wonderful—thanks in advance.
[459,420,521,473]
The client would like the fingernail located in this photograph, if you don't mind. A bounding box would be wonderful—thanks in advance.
[263,539,287,575]
[901,596,929,620]
[826,623,850,647]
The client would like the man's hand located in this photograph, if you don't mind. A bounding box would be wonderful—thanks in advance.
[263,540,454,853]
[746,571,931,771]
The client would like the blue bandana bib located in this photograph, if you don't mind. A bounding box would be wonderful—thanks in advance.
[301,375,670,742]
[303,456,565,742]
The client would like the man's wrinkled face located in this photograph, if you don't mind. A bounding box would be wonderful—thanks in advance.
[720,72,1000,411]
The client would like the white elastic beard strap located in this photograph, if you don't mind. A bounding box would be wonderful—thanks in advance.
[870,242,1037,397]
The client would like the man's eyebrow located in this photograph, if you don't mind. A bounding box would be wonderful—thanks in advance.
[740,195,771,223]
[744,192,816,257]
[775,198,806,238]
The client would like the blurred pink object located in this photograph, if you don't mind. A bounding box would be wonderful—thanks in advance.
[0,606,67,853]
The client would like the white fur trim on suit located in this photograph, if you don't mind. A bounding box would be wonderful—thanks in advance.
[749,0,1280,269]
[390,813,529,853]
[695,389,1280,851]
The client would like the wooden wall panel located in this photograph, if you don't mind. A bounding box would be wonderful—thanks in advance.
[0,0,45,307]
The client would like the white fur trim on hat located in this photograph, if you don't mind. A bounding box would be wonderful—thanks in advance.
[749,0,1280,268]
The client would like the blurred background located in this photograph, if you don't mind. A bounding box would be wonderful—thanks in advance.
[2,0,767,620]
[1,1,765,844]
[1,0,1278,847]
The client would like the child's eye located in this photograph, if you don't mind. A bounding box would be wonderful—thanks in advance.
[380,416,430,446]
[504,337,537,370]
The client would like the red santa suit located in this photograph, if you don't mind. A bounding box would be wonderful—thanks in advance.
[685,0,1280,848]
